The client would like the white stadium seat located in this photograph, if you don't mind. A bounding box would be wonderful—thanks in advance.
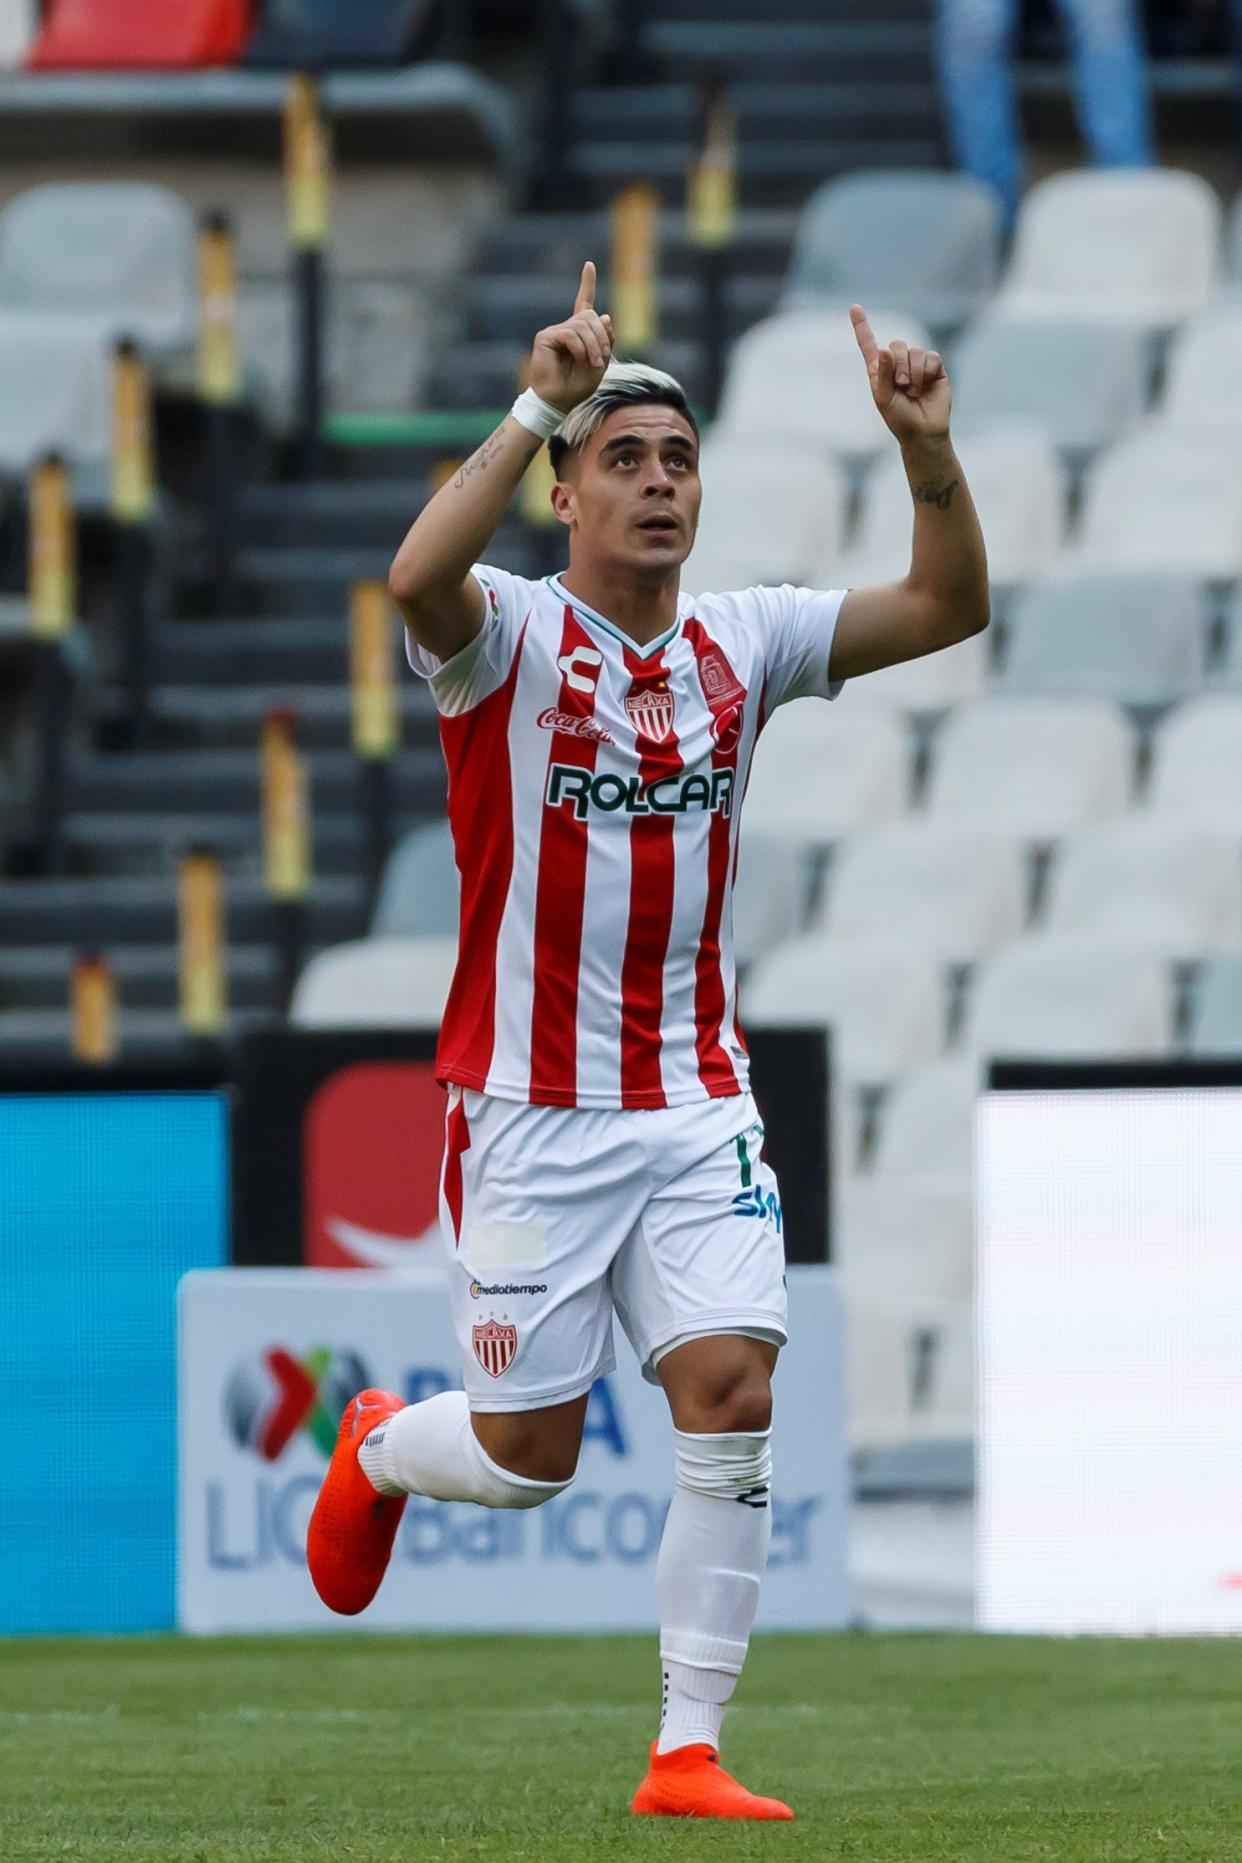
[925,697,1133,839]
[290,936,457,1028]
[0,0,35,66]
[814,823,1027,962]
[371,820,459,938]
[849,633,988,713]
[996,571,1205,707]
[1065,428,1242,579]
[1145,696,1242,830]
[731,825,812,969]
[1153,304,1242,434]
[683,435,847,591]
[835,424,1066,590]
[951,315,1148,462]
[744,696,907,848]
[0,183,197,354]
[962,935,1174,1059]
[1043,820,1242,959]
[1188,954,1242,1054]
[744,935,944,1087]
[872,1056,982,1185]
[992,168,1221,331]
[0,315,112,473]
[714,307,933,465]
[837,1176,975,1450]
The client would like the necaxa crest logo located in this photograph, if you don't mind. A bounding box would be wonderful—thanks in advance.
[225,1345,372,1461]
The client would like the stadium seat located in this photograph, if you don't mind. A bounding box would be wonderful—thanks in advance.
[744,936,943,1087]
[714,308,933,466]
[1042,821,1242,959]
[744,697,907,849]
[1187,954,1242,1054]
[29,0,251,68]
[0,316,111,472]
[371,820,459,939]
[996,572,1205,708]
[871,1056,982,1185]
[246,0,434,68]
[780,170,1002,332]
[0,185,196,355]
[962,936,1174,1058]
[814,824,1027,963]
[0,0,35,67]
[951,318,1147,464]
[837,1177,974,1450]
[1216,588,1242,693]
[732,825,812,969]
[992,169,1221,332]
[684,436,847,592]
[290,936,456,1028]
[845,634,988,714]
[836,425,1066,590]
[925,698,1133,840]
[1153,305,1242,436]
[1145,696,1242,829]
[1065,429,1242,580]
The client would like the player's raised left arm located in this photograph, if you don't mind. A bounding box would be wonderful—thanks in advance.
[827,304,989,683]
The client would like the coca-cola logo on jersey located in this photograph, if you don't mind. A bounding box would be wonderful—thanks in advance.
[536,707,616,745]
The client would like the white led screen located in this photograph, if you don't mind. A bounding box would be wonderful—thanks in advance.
[976,1088,1242,1635]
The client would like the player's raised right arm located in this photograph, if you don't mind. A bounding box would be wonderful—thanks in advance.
[388,262,614,663]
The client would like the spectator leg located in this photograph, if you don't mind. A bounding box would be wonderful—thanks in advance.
[1054,0,1155,168]
[934,0,1023,228]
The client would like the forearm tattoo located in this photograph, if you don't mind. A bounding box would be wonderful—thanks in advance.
[452,428,508,490]
[911,476,960,510]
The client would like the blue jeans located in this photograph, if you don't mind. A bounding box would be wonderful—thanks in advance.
[936,0,1154,226]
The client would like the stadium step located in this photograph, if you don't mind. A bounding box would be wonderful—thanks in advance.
[474,207,801,278]
[108,685,448,760]
[648,0,920,17]
[465,269,781,345]
[65,747,442,815]
[232,481,427,549]
[643,18,937,82]
[565,138,944,207]
[0,1005,275,1065]
[60,807,402,881]
[568,81,942,142]
[147,617,352,687]
[0,875,368,947]
[0,942,283,1013]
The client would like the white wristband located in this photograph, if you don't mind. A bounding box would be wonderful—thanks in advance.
[510,386,565,440]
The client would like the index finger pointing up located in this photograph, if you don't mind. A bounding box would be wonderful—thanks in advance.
[574,260,596,315]
[850,303,878,370]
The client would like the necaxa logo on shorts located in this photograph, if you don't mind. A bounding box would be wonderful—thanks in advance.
[225,1345,371,1460]
[473,1318,518,1378]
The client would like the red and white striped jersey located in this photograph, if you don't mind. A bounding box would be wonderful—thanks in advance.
[407,566,845,1110]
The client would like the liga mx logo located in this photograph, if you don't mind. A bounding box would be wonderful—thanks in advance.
[225,1345,372,1461]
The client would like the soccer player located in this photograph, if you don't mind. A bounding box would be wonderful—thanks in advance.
[308,263,988,1819]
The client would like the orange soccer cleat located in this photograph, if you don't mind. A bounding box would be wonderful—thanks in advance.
[306,1388,407,1616]
[631,1742,794,1821]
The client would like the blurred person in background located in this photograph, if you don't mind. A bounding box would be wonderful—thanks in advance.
[936,0,1155,225]
[307,264,988,1822]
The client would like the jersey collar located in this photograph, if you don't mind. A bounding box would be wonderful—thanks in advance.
[546,573,689,662]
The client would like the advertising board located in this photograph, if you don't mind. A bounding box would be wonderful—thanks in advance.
[178,1265,852,1633]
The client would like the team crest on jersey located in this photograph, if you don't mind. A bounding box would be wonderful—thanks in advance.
[625,682,675,744]
[473,1318,518,1378]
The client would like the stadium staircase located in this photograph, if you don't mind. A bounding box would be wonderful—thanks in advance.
[0,0,945,1059]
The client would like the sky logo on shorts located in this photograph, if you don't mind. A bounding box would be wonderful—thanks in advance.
[731,1130,782,1232]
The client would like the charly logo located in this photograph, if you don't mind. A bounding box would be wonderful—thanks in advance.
[470,1279,547,1298]
[536,707,615,745]
[225,1345,371,1462]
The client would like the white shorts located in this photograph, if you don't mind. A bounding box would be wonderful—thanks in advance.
[438,1086,788,1412]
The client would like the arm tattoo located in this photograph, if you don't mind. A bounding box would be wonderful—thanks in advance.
[911,476,959,510]
[453,428,507,490]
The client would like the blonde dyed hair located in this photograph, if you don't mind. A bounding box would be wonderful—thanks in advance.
[547,361,697,476]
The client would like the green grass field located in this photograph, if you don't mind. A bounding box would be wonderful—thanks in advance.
[2,1633,1241,1861]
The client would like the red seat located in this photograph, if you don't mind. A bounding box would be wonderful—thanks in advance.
[29,0,251,69]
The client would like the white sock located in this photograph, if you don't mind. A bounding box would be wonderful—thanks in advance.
[357,1390,572,1510]
[655,1429,773,1756]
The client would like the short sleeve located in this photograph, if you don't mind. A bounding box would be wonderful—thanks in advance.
[404,563,537,716]
[748,584,848,711]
